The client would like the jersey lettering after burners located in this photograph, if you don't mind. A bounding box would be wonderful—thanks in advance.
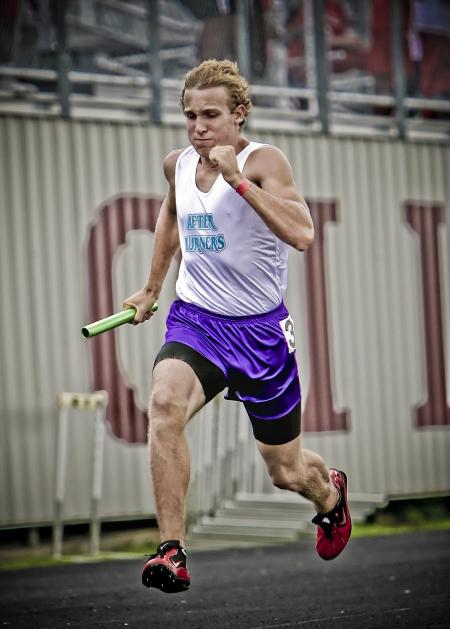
[175,142,289,316]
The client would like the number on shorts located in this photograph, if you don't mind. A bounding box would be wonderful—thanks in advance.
[280,316,296,353]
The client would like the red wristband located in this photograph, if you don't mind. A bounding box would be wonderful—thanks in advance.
[235,178,251,196]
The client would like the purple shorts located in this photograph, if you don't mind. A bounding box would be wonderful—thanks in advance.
[156,300,302,443]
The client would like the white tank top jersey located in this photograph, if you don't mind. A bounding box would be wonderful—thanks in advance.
[174,141,290,316]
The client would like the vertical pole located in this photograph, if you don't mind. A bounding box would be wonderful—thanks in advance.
[55,0,70,118]
[147,0,162,123]
[235,0,251,80]
[52,405,69,558]
[391,0,406,138]
[210,402,219,513]
[79,0,95,24]
[89,402,106,555]
[312,0,329,133]
[303,0,316,90]
[37,0,51,62]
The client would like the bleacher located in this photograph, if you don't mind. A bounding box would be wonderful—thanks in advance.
[0,0,449,140]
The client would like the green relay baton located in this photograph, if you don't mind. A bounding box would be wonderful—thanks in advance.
[82,302,158,338]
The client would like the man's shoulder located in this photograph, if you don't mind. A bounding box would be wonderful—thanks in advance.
[164,148,184,165]
[245,143,290,175]
[249,143,285,160]
[165,146,196,165]
[163,147,193,179]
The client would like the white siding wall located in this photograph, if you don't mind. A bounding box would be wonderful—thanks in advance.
[0,116,449,527]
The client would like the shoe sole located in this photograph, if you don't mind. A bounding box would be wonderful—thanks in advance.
[142,563,190,594]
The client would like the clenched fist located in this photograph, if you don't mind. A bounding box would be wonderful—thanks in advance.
[208,145,243,188]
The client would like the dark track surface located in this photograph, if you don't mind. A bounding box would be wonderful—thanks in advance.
[1,531,449,628]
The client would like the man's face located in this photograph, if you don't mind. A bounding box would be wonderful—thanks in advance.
[183,86,245,157]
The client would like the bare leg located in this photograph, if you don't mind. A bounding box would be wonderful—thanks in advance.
[148,359,205,546]
[257,435,339,513]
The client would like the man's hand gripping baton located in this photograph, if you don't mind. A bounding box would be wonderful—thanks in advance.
[81,303,158,338]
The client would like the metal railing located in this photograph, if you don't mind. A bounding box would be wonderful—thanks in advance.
[0,0,448,140]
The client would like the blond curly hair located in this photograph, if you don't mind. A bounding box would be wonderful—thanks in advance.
[180,59,252,128]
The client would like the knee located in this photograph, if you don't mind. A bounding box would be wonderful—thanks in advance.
[149,384,187,435]
[268,463,301,492]
[271,471,291,491]
[268,458,318,493]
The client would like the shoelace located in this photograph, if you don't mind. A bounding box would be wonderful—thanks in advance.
[312,484,343,536]
[144,546,186,566]
[312,513,336,539]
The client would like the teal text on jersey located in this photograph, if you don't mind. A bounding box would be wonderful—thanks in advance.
[185,234,226,253]
[187,213,218,230]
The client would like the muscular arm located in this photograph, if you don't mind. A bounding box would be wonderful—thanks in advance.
[144,153,180,296]
[210,144,314,251]
[123,150,180,322]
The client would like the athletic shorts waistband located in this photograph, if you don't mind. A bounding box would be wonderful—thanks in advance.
[173,299,288,326]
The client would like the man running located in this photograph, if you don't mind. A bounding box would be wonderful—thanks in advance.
[123,59,351,594]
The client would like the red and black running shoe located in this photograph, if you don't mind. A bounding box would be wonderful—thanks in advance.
[142,540,190,593]
[312,469,352,560]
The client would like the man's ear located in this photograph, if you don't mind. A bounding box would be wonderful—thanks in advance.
[234,104,246,126]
